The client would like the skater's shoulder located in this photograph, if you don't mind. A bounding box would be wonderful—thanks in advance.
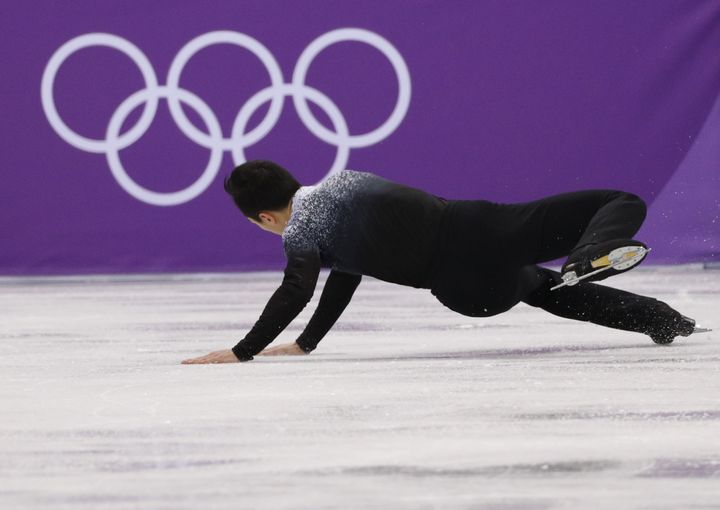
[305,169,381,198]
[321,168,378,185]
[281,169,381,243]
[282,210,319,255]
[282,226,318,257]
[281,185,325,248]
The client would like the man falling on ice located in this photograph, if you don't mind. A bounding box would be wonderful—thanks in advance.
[182,160,704,364]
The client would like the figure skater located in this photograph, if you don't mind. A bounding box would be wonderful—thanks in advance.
[182,160,702,364]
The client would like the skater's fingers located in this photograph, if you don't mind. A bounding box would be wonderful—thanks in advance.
[182,349,239,364]
[182,353,215,364]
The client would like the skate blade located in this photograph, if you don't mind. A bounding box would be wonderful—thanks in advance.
[693,327,712,334]
[591,245,649,270]
[551,247,651,291]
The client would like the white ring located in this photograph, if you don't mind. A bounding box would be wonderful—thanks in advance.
[291,28,411,148]
[41,33,159,154]
[42,29,411,206]
[231,83,350,183]
[106,86,223,206]
[166,31,285,151]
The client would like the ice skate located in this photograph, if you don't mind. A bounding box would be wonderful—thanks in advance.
[552,239,650,291]
[649,314,712,345]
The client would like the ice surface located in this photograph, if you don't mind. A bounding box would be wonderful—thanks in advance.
[1,266,718,509]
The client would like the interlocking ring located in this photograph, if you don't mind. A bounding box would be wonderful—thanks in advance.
[41,28,412,206]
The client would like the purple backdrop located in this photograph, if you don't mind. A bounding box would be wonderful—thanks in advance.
[2,0,719,275]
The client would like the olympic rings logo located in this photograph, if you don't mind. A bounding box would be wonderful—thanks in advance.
[41,29,411,206]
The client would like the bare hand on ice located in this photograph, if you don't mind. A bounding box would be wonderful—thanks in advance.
[181,349,239,364]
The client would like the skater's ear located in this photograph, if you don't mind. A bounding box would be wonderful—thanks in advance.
[247,211,287,235]
[256,212,280,225]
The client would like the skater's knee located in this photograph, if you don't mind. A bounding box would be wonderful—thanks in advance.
[624,192,647,220]
[606,190,647,223]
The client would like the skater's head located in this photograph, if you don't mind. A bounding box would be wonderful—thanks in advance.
[224,160,301,235]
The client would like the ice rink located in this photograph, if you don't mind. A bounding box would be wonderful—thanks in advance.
[1,265,718,509]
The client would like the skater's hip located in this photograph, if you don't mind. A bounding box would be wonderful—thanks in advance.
[430,264,542,317]
[426,199,539,283]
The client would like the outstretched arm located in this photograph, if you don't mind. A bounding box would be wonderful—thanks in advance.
[258,269,362,356]
[298,269,362,352]
[182,251,321,364]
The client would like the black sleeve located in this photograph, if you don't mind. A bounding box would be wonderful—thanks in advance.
[231,251,321,361]
[295,270,362,353]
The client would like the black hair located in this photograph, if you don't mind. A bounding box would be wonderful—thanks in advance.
[223,160,301,221]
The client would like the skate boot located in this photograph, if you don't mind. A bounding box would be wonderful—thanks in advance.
[553,239,649,290]
[649,314,711,345]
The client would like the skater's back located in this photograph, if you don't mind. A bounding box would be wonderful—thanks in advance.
[283,169,447,289]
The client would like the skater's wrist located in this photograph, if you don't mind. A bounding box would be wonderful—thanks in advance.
[231,344,255,362]
[295,338,316,353]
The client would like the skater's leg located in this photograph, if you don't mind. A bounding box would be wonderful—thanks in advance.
[521,267,695,343]
[436,190,645,269]
[510,189,647,264]
[428,191,646,317]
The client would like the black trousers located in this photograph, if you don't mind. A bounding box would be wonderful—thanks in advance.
[429,190,684,337]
